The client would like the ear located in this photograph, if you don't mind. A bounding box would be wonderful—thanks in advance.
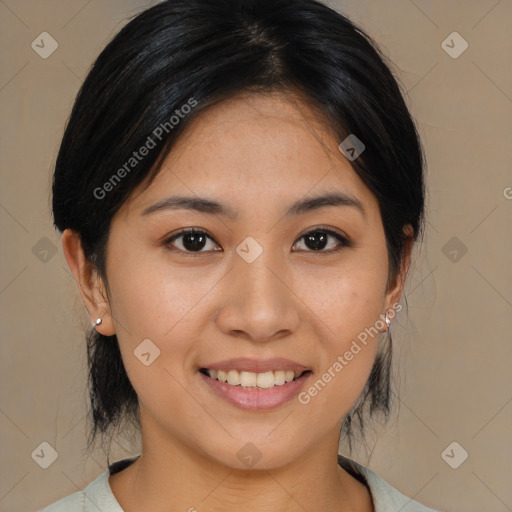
[61,229,116,336]
[382,224,414,322]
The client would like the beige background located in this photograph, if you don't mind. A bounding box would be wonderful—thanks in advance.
[1,0,511,511]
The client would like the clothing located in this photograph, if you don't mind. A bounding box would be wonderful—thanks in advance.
[38,454,440,511]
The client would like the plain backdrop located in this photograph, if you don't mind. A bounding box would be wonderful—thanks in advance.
[1,1,511,511]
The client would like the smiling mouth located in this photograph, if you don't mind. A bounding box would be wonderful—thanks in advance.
[199,368,312,389]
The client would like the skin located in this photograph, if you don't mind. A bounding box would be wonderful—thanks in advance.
[62,91,413,512]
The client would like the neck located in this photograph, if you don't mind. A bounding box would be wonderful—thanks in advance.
[109,420,373,512]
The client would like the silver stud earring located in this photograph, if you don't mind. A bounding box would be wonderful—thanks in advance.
[94,318,102,326]
[385,312,391,332]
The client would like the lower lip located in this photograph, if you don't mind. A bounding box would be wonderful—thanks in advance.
[199,371,312,411]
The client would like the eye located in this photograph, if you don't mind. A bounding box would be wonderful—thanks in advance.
[292,227,350,253]
[164,228,221,254]
[164,226,350,255]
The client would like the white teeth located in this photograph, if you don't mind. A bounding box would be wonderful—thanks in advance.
[240,371,256,387]
[227,370,240,386]
[256,371,275,389]
[205,368,306,388]
[274,370,286,385]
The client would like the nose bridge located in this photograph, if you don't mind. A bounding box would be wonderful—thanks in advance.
[215,238,300,341]
[236,243,287,312]
[240,249,282,299]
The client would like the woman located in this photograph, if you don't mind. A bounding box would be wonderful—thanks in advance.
[41,0,439,510]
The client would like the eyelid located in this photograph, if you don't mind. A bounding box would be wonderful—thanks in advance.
[163,226,351,254]
[293,226,351,252]
[164,227,221,256]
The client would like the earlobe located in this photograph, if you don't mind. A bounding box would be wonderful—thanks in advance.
[400,224,415,288]
[383,224,414,315]
[61,229,116,336]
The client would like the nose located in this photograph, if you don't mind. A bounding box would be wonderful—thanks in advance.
[214,248,301,343]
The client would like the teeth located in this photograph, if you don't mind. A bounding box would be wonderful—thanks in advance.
[205,368,305,388]
[240,371,256,387]
[256,371,274,389]
[227,370,241,386]
[274,370,285,385]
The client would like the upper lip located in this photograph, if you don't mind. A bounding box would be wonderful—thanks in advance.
[201,358,310,373]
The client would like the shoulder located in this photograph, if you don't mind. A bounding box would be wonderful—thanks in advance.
[338,455,441,512]
[38,455,139,512]
[38,490,85,512]
[37,469,118,512]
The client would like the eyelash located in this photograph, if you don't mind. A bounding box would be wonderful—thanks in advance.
[163,227,351,256]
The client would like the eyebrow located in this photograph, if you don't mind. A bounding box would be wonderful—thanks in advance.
[141,192,365,219]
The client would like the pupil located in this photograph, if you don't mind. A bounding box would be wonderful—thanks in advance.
[181,232,329,252]
[183,233,206,251]
[305,232,327,250]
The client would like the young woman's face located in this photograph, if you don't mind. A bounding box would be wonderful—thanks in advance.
[98,92,406,468]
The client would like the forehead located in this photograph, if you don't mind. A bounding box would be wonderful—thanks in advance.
[120,91,378,220]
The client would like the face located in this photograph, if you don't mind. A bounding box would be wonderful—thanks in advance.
[77,91,408,469]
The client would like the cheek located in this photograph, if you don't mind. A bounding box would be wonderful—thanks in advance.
[297,286,382,426]
[103,247,223,402]
[106,242,217,339]
[294,259,386,414]
[300,254,387,341]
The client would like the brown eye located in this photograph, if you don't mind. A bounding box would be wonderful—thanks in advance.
[165,229,221,254]
[293,228,350,252]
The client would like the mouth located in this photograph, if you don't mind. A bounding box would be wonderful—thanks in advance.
[198,359,313,410]
[199,368,312,389]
